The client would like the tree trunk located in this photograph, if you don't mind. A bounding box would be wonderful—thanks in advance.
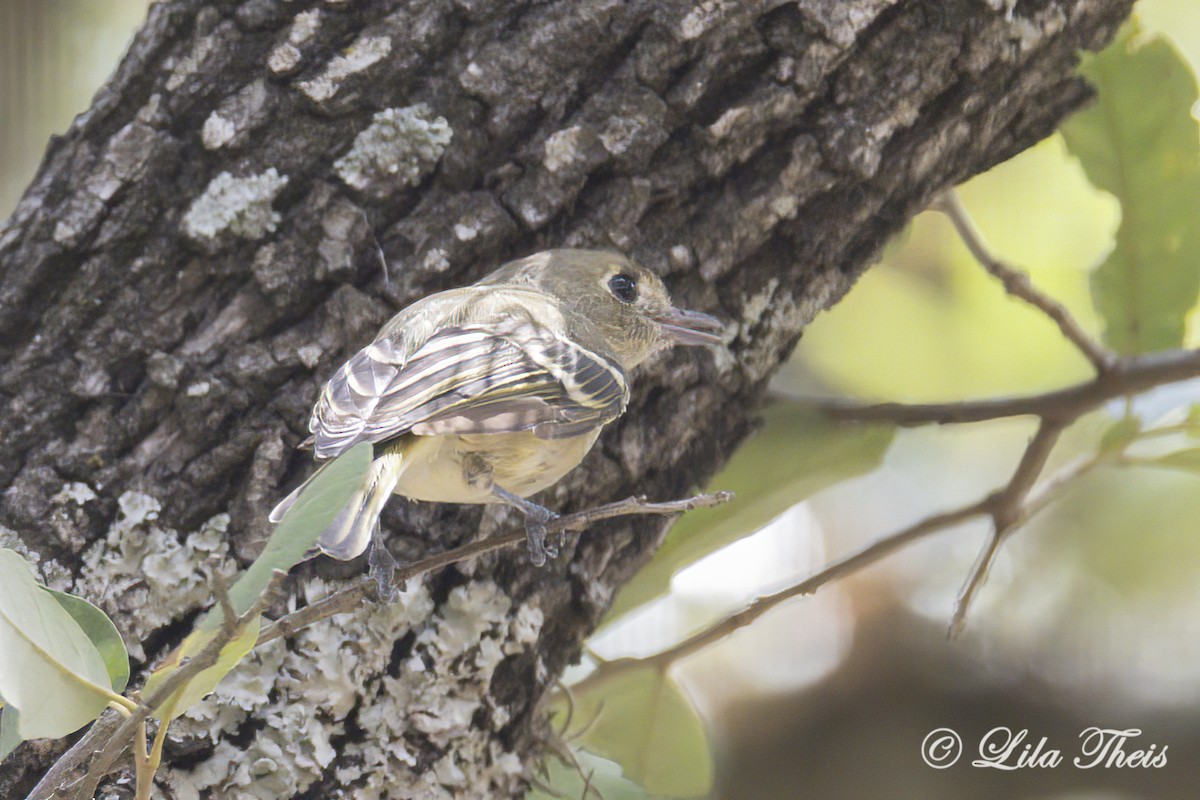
[0,0,1133,797]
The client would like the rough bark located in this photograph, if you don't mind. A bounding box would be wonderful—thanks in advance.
[0,0,1133,797]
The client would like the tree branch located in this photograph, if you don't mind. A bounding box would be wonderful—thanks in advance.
[932,190,1115,373]
[259,492,733,647]
[796,347,1200,426]
[571,498,991,695]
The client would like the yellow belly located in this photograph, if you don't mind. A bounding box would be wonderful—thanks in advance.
[392,429,602,504]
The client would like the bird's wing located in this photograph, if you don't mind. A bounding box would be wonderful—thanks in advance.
[308,318,628,459]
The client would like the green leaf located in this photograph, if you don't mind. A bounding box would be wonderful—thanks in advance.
[526,748,656,800]
[225,441,372,617]
[0,704,22,762]
[1099,414,1141,455]
[42,588,129,693]
[142,442,371,720]
[0,584,128,761]
[0,549,114,740]
[571,668,712,798]
[1143,448,1200,473]
[606,402,893,622]
[1061,23,1200,354]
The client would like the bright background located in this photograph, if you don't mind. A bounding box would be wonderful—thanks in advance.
[4,2,1199,799]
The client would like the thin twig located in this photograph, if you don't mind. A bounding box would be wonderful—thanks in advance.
[790,198,1200,433]
[131,719,149,799]
[1132,422,1200,441]
[991,418,1067,529]
[555,680,577,736]
[949,418,1066,635]
[589,344,1194,681]
[210,565,238,635]
[932,190,1115,373]
[949,532,1006,638]
[138,710,173,800]
[258,491,732,647]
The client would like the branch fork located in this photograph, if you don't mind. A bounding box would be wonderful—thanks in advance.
[576,189,1200,693]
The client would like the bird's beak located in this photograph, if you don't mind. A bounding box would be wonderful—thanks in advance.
[653,307,727,347]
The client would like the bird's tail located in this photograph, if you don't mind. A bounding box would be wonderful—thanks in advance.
[269,451,405,561]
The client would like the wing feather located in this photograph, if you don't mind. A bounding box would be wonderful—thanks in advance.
[309,318,627,459]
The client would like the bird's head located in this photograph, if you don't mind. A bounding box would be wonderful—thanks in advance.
[485,249,726,370]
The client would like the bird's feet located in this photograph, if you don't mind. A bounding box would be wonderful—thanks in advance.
[492,486,560,566]
[523,504,560,567]
[367,536,399,602]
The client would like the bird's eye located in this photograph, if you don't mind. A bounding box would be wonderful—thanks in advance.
[608,273,638,303]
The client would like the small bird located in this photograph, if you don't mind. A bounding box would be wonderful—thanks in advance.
[270,248,724,574]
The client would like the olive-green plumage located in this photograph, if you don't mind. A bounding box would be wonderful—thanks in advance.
[271,249,723,566]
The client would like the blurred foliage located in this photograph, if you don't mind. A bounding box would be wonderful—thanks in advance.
[548,10,1200,799]
[1148,446,1200,471]
[793,135,1111,401]
[0,0,150,217]
[1031,465,1200,599]
[1062,21,1200,354]
[606,403,893,623]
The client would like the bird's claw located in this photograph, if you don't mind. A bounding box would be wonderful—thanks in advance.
[524,508,560,567]
[491,486,561,567]
[368,539,399,602]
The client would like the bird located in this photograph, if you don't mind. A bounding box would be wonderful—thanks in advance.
[270,248,724,579]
